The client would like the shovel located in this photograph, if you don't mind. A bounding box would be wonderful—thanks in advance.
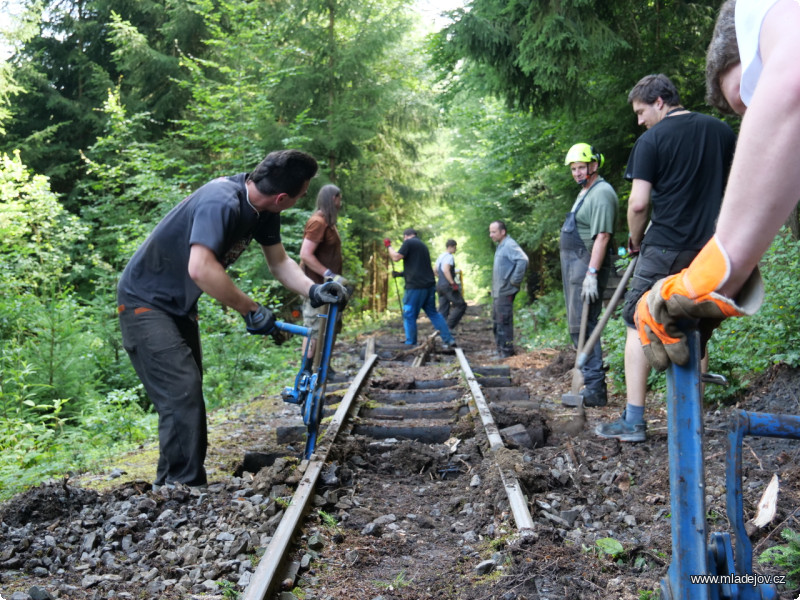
[576,255,639,369]
[562,300,590,406]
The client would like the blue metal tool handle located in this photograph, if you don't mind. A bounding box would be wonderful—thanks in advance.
[273,320,311,337]
[272,303,341,459]
[662,330,710,600]
[301,302,339,458]
[662,328,785,600]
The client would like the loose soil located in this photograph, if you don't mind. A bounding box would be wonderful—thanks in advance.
[2,305,800,599]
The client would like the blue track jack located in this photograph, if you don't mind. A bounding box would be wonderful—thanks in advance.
[660,330,799,599]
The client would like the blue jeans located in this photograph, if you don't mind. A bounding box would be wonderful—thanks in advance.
[118,307,208,487]
[403,287,454,345]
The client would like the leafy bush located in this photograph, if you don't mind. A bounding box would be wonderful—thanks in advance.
[705,229,800,402]
[79,386,155,449]
[515,288,571,351]
[518,229,800,406]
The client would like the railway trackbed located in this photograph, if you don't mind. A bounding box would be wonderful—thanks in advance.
[6,304,792,599]
[0,306,571,600]
[244,318,541,600]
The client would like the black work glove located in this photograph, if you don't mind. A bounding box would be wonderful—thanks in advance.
[270,328,291,346]
[309,281,348,307]
[391,270,404,278]
[243,304,276,335]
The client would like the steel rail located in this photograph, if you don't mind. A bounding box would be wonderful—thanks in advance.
[242,352,378,600]
[455,348,535,531]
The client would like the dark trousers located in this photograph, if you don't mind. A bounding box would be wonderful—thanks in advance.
[492,294,515,355]
[119,307,208,486]
[437,286,467,329]
[622,244,699,327]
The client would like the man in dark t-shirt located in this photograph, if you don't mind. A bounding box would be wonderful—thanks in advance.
[596,74,736,443]
[117,150,346,488]
[385,228,456,347]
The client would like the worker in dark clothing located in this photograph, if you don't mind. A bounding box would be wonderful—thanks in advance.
[385,229,456,348]
[434,239,467,330]
[596,75,736,442]
[117,150,347,489]
[560,143,618,407]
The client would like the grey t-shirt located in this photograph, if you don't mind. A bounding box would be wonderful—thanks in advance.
[435,251,455,289]
[117,173,281,317]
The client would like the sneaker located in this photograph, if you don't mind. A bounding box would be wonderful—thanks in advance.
[581,388,607,408]
[595,411,646,442]
[442,339,457,350]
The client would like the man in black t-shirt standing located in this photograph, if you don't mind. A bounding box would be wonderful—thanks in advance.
[385,228,456,347]
[117,150,346,489]
[596,74,736,442]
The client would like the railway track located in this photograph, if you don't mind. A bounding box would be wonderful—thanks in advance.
[0,305,598,600]
[243,308,545,600]
[2,306,794,599]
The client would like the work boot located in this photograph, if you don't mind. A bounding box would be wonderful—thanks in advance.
[595,410,647,442]
[580,387,607,408]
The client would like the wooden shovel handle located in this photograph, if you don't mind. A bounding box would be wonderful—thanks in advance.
[574,300,590,369]
[577,256,638,369]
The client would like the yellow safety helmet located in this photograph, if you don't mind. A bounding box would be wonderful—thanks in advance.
[564,143,604,168]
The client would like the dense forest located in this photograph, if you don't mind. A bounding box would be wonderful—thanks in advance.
[2,0,800,500]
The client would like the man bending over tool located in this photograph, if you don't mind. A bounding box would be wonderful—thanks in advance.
[117,150,347,489]
[634,0,788,373]
[560,143,618,407]
[595,74,736,443]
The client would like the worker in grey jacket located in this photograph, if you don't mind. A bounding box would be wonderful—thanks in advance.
[489,220,529,357]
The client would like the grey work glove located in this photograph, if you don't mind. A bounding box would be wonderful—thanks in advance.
[309,280,348,307]
[244,304,276,335]
[324,269,350,287]
[581,272,599,303]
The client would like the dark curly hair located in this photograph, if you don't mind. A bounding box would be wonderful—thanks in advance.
[706,0,739,115]
[248,150,318,197]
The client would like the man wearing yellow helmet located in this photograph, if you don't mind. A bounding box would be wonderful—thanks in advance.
[560,143,618,407]
[595,74,736,442]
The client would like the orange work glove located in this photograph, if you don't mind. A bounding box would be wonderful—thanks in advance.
[634,236,765,371]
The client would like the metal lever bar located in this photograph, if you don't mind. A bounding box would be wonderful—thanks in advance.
[723,410,800,598]
[662,330,785,600]
[273,302,341,459]
[662,330,709,600]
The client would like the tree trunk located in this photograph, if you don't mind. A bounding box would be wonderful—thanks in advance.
[787,204,800,240]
